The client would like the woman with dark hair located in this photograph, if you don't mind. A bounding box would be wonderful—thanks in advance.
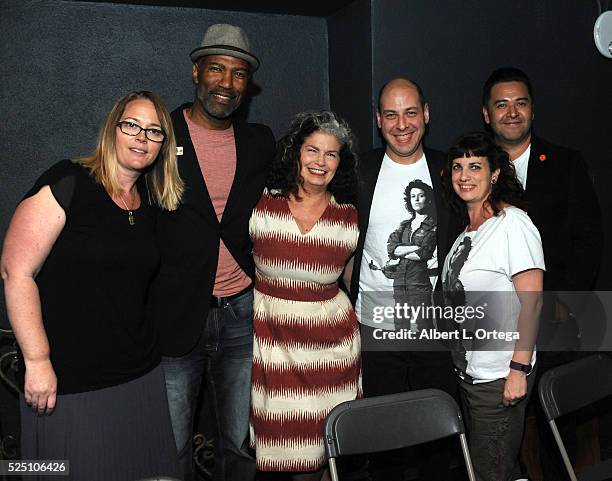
[249,111,360,480]
[441,131,544,481]
[369,178,437,329]
[1,91,182,480]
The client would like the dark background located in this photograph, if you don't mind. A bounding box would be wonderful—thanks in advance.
[1,0,611,465]
[1,0,611,291]
[2,0,610,297]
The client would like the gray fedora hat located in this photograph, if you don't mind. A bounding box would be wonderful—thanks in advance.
[190,24,260,72]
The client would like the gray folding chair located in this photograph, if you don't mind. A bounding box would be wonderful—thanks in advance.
[324,388,476,481]
[538,354,612,481]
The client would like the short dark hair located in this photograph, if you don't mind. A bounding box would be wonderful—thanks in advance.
[377,78,427,112]
[404,179,436,218]
[267,111,358,206]
[443,131,527,227]
[482,67,534,106]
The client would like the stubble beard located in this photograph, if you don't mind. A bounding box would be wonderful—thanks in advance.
[196,89,241,120]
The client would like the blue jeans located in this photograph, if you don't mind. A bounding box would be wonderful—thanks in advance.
[162,289,255,481]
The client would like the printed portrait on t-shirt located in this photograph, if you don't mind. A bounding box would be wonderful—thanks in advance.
[441,207,544,382]
[443,235,472,307]
[357,154,438,331]
[367,179,437,328]
[443,234,473,372]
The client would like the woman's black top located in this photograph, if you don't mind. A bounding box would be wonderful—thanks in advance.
[16,159,160,394]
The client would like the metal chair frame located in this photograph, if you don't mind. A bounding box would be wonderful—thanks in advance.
[538,354,612,481]
[324,388,476,481]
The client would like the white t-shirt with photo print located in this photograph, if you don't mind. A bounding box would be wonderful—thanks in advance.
[357,152,437,330]
[442,206,545,382]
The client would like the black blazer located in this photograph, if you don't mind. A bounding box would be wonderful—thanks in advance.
[523,136,602,291]
[349,147,454,304]
[148,104,275,356]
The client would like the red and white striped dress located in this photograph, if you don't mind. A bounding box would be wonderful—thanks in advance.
[249,190,361,472]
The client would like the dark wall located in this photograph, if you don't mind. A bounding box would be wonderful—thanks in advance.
[0,0,330,324]
[2,0,611,293]
[371,0,612,288]
[328,0,373,151]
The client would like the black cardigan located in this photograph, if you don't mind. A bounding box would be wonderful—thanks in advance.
[147,104,275,356]
[522,136,602,291]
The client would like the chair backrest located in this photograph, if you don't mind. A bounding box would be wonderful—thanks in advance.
[324,388,464,458]
[538,354,612,421]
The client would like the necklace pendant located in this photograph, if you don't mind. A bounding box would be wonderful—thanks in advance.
[128,211,135,226]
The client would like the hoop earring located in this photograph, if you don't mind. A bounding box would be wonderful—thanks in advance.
[491,178,497,185]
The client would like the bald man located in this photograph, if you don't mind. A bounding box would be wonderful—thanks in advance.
[349,79,457,481]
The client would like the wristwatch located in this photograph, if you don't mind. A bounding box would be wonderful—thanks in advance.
[509,360,532,374]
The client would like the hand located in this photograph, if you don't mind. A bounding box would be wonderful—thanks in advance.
[385,258,400,267]
[24,359,57,415]
[503,369,527,407]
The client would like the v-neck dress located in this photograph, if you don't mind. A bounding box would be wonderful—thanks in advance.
[248,189,361,471]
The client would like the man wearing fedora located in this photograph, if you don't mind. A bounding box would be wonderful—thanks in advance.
[148,24,275,481]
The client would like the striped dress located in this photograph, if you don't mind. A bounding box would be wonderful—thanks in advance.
[249,190,361,472]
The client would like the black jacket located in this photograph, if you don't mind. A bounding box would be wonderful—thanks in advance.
[523,136,602,291]
[148,104,275,355]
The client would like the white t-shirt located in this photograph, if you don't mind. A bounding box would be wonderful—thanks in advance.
[357,152,437,330]
[442,206,545,382]
[512,144,531,189]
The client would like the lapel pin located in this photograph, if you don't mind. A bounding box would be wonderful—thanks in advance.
[539,154,546,161]
[177,146,184,156]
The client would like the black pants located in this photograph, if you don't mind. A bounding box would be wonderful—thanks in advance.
[360,324,458,481]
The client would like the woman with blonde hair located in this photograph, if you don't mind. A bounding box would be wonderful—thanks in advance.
[1,90,183,480]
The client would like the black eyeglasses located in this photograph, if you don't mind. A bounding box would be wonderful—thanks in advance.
[116,121,165,143]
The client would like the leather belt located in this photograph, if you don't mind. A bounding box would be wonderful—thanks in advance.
[209,284,253,308]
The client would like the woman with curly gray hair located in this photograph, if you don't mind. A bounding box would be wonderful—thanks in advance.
[249,111,360,480]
